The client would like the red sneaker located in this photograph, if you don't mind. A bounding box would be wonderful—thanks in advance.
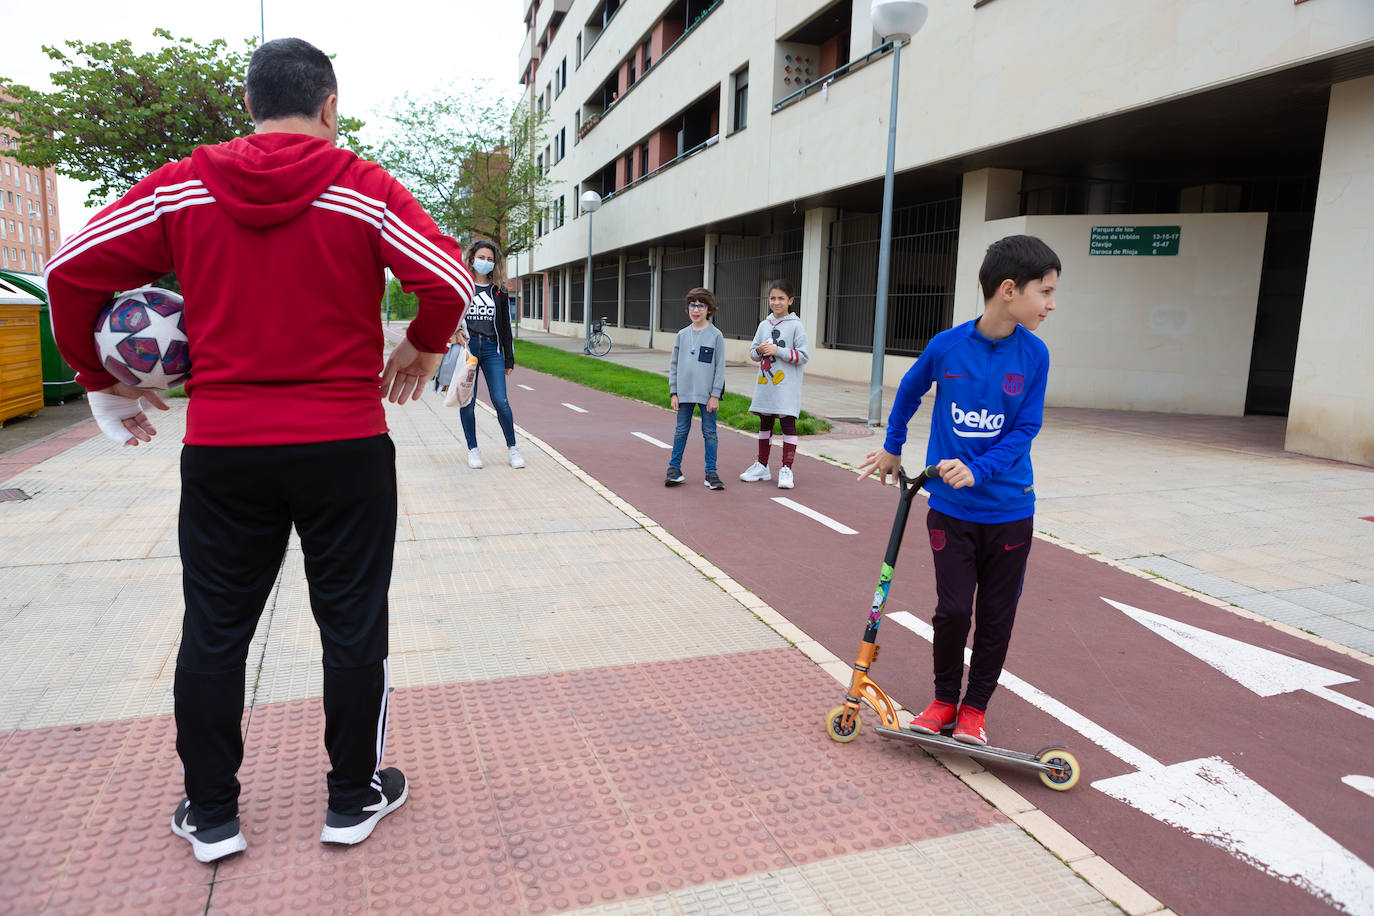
[953,705,987,746]
[908,699,958,735]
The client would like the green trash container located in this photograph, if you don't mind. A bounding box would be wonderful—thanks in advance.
[0,270,84,404]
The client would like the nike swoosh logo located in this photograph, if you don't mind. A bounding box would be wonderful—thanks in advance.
[944,372,967,379]
[1004,542,1027,551]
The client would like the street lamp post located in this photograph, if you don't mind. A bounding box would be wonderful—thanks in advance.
[580,189,602,353]
[867,0,929,425]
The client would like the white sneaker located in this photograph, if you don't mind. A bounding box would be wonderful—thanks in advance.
[508,446,525,469]
[467,449,483,469]
[740,461,771,482]
[777,466,794,489]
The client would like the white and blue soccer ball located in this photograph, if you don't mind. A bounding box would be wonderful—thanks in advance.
[93,287,190,390]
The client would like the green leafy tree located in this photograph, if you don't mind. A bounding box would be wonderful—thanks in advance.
[1,29,364,206]
[373,81,550,256]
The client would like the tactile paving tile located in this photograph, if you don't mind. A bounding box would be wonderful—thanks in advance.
[673,870,830,915]
[629,806,790,890]
[209,862,369,915]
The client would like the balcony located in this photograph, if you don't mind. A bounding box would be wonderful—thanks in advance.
[575,0,722,144]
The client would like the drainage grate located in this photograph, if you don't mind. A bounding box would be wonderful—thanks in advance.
[0,488,31,502]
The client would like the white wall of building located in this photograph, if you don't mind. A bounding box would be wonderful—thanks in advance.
[1287,74,1374,466]
[519,0,1374,463]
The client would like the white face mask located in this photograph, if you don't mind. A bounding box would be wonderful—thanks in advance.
[473,258,496,276]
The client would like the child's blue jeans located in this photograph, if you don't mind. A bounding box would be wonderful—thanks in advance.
[669,402,717,473]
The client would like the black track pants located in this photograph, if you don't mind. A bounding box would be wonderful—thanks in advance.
[174,435,397,828]
[926,508,1034,712]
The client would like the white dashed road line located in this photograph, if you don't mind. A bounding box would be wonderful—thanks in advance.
[517,384,534,391]
[770,497,857,535]
[632,432,671,449]
[562,403,588,413]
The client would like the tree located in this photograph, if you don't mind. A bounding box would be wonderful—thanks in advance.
[372,81,551,256]
[0,29,364,206]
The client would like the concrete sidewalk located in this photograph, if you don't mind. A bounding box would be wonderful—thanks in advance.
[0,325,1369,914]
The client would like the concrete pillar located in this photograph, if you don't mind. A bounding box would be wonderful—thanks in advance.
[649,246,663,349]
[1286,76,1374,467]
[800,207,837,352]
[952,168,1024,325]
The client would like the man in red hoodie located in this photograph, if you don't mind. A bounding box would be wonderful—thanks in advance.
[46,38,471,863]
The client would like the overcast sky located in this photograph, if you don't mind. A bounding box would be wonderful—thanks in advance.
[6,0,527,239]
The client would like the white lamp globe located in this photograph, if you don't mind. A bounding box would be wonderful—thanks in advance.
[580,190,603,213]
[871,0,929,41]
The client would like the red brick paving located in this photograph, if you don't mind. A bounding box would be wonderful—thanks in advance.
[0,648,1005,913]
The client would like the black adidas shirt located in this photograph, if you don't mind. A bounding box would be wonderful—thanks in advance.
[466,285,500,339]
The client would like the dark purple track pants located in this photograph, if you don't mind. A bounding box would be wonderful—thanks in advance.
[926,507,1034,711]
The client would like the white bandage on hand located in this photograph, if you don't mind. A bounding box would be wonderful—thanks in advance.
[88,389,148,445]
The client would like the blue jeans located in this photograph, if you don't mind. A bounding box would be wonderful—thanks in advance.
[668,402,717,474]
[459,335,516,449]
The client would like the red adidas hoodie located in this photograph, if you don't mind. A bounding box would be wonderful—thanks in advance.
[46,132,471,446]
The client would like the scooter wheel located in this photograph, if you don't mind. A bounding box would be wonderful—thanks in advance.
[1036,747,1081,791]
[825,705,861,743]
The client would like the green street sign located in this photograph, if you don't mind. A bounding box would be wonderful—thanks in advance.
[1089,226,1181,256]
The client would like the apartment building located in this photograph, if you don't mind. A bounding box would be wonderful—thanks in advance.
[517,0,1374,465]
[0,92,61,276]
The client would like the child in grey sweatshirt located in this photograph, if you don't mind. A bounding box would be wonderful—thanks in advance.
[666,288,727,489]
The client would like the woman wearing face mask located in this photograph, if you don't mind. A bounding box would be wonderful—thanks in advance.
[455,239,523,469]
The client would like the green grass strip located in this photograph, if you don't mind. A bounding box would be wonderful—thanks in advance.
[512,339,831,435]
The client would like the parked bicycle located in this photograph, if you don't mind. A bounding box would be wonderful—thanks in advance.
[586,317,613,357]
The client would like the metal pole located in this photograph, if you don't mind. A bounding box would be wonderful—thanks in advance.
[583,214,594,353]
[260,0,265,42]
[868,40,902,426]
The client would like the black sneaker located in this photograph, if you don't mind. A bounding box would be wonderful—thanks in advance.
[665,467,685,487]
[171,799,247,863]
[320,767,408,845]
[704,471,725,490]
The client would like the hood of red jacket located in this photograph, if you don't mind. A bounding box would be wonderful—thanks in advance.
[192,133,357,228]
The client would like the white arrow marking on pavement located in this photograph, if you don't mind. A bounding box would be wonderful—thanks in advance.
[770,497,857,535]
[888,609,1374,914]
[1343,775,1374,801]
[1101,598,1374,721]
[632,432,671,449]
[518,384,534,391]
[562,403,588,413]
[1094,758,1374,916]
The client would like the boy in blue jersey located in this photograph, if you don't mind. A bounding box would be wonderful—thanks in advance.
[856,235,1060,747]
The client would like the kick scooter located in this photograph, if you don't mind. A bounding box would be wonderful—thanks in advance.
[824,465,1081,791]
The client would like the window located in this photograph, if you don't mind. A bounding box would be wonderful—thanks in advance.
[643,40,652,70]
[556,196,566,228]
[577,34,582,65]
[628,56,636,87]
[624,151,635,184]
[639,142,649,178]
[732,66,749,132]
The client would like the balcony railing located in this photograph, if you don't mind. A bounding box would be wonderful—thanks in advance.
[601,133,719,204]
[771,40,897,114]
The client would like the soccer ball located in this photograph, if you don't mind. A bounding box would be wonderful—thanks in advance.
[93,287,190,389]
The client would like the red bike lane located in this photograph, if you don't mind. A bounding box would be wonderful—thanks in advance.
[500,369,1374,916]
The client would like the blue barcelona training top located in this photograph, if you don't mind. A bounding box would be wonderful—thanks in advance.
[883,319,1049,524]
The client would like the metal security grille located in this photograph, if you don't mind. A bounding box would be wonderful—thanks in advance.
[623,256,651,329]
[592,260,619,326]
[569,265,585,324]
[826,198,959,356]
[660,247,705,331]
[713,226,803,340]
